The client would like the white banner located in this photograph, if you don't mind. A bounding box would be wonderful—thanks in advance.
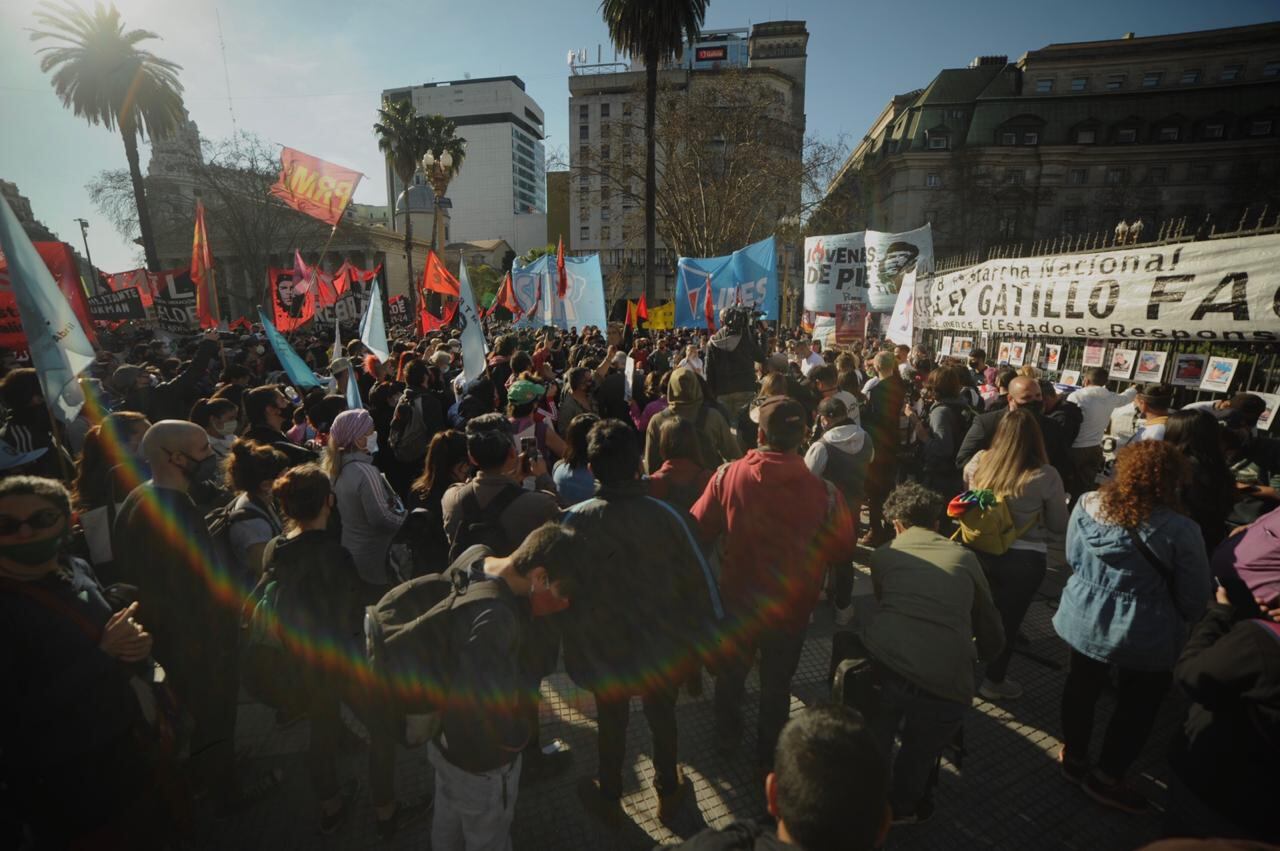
[920,233,1280,343]
[804,225,934,346]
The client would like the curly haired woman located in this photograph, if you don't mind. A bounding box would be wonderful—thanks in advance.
[1053,440,1212,815]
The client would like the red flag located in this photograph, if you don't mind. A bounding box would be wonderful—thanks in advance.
[269,266,316,331]
[624,300,635,328]
[493,272,520,318]
[420,252,460,297]
[636,293,649,320]
[229,317,252,331]
[704,279,715,330]
[105,268,154,307]
[0,241,98,351]
[191,200,217,328]
[418,300,457,335]
[556,237,567,298]
[269,147,362,226]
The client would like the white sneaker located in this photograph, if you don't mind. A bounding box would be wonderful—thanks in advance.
[834,604,856,627]
[978,677,1023,701]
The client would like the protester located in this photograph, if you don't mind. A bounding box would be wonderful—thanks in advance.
[552,412,599,506]
[1054,440,1212,814]
[649,416,715,513]
[0,367,74,480]
[1164,409,1237,552]
[957,375,1070,482]
[325,408,405,593]
[915,366,973,497]
[243,384,315,466]
[692,395,857,770]
[860,481,1005,822]
[191,396,241,458]
[222,438,288,585]
[963,409,1069,700]
[862,351,908,545]
[509,377,567,461]
[643,367,741,475]
[1132,385,1174,442]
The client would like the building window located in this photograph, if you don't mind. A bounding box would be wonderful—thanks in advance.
[622,101,632,116]
[578,206,588,222]
[1062,208,1082,232]
[1220,64,1243,82]
[1004,168,1025,185]
[1148,167,1167,184]
[1106,73,1126,90]
[1035,78,1054,94]
[1105,167,1128,185]
[600,208,610,221]
[1075,128,1097,144]
[580,226,590,240]
[997,209,1018,238]
[600,103,610,119]
[600,226,611,240]
[1023,132,1039,145]
[1068,168,1088,185]
[1142,71,1164,88]
[925,172,942,188]
[578,145,589,161]
[924,209,938,224]
[1157,126,1180,142]
[578,104,589,119]
[600,144,610,161]
[950,109,965,119]
[579,124,589,140]
[1000,131,1017,146]
[1265,61,1280,78]
[1116,127,1137,143]
[1071,76,1088,92]
[1202,123,1225,139]
[928,134,948,150]
[1180,69,1201,85]
[600,185,611,202]
[1250,119,1274,137]
[1188,163,1210,181]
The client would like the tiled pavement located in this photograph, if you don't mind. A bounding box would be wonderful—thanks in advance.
[209,544,1193,850]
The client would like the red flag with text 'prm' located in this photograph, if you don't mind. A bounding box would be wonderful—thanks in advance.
[269,147,362,227]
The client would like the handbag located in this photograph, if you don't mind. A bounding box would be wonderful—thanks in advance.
[1125,527,1177,604]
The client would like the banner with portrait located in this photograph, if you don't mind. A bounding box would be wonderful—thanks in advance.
[269,266,317,332]
[510,253,608,331]
[919,232,1280,343]
[674,236,778,329]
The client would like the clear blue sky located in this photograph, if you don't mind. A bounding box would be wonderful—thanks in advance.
[2,0,1276,272]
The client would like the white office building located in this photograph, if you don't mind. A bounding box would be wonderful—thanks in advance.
[381,76,547,256]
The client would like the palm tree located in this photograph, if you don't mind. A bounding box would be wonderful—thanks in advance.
[373,98,429,315]
[421,115,467,255]
[600,0,707,304]
[32,1,185,273]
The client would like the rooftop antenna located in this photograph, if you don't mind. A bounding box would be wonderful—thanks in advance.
[215,4,239,142]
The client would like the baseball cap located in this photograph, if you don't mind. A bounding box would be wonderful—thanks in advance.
[0,439,48,472]
[817,396,848,419]
[765,352,789,372]
[753,395,806,442]
[507,379,546,406]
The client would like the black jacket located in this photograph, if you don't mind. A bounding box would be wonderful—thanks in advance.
[266,530,363,656]
[1171,604,1280,840]
[955,407,1070,482]
[705,328,764,398]
[148,338,220,421]
[559,479,720,694]
[244,424,317,467]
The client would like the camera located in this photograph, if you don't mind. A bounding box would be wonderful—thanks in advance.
[721,305,763,334]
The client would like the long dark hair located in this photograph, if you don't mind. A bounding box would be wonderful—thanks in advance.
[562,413,600,470]
[411,430,469,502]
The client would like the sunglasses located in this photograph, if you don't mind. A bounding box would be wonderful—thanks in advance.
[0,508,66,536]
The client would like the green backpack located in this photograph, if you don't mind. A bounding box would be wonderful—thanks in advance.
[947,489,1036,555]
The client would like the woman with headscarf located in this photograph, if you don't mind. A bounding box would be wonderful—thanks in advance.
[324,409,406,595]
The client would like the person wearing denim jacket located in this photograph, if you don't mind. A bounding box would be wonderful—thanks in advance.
[1052,440,1212,815]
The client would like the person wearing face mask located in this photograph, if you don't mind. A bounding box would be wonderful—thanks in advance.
[143,330,223,422]
[556,367,600,438]
[244,384,316,467]
[191,396,242,459]
[222,439,288,586]
[324,409,406,594]
[113,420,263,816]
[956,375,1072,485]
[0,476,183,848]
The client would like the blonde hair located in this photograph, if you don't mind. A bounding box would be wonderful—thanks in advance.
[759,374,787,396]
[971,409,1047,497]
[1017,365,1041,380]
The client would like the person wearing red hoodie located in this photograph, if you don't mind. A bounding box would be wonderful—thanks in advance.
[648,417,713,513]
[691,395,858,770]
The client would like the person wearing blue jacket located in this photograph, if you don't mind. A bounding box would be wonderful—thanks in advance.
[1053,440,1211,815]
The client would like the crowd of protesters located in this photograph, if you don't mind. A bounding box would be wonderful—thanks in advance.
[1,308,1277,850]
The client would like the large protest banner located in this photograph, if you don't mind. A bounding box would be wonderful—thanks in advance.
[152,269,198,333]
[269,147,362,227]
[803,225,933,342]
[88,288,146,321]
[0,241,98,352]
[674,236,778,328]
[510,253,608,331]
[919,232,1280,343]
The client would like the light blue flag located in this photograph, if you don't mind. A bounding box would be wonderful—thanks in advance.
[345,365,363,410]
[457,259,489,383]
[0,194,96,423]
[358,279,389,364]
[675,236,779,328]
[257,307,322,388]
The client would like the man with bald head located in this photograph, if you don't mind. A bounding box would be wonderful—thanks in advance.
[114,420,247,814]
[956,376,1071,481]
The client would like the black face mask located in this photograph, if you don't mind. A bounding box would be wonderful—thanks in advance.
[1019,400,1044,416]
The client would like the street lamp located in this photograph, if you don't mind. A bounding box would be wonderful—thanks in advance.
[420,150,454,314]
[74,218,98,295]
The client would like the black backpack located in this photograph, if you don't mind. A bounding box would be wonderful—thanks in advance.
[364,553,505,713]
[386,507,450,584]
[447,484,526,563]
[207,499,277,591]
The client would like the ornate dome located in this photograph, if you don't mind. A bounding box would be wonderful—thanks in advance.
[395,184,452,215]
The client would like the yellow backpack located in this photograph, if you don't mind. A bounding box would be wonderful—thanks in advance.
[947,489,1037,555]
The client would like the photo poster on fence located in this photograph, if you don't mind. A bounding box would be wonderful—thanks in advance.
[1200,356,1239,393]
[953,337,974,358]
[1030,342,1043,369]
[997,341,1011,365]
[1045,344,1062,371]
[1109,348,1137,380]
[1135,350,1168,384]
[675,236,778,330]
[940,336,954,356]
[1171,353,1207,387]
[1009,341,1026,367]
[1060,369,1082,387]
[1254,392,1280,432]
[1082,339,1107,368]
[803,225,933,343]
[918,232,1280,342]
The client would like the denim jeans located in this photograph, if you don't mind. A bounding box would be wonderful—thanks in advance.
[594,684,679,798]
[977,547,1047,683]
[714,627,807,766]
[869,667,968,815]
[428,741,521,851]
